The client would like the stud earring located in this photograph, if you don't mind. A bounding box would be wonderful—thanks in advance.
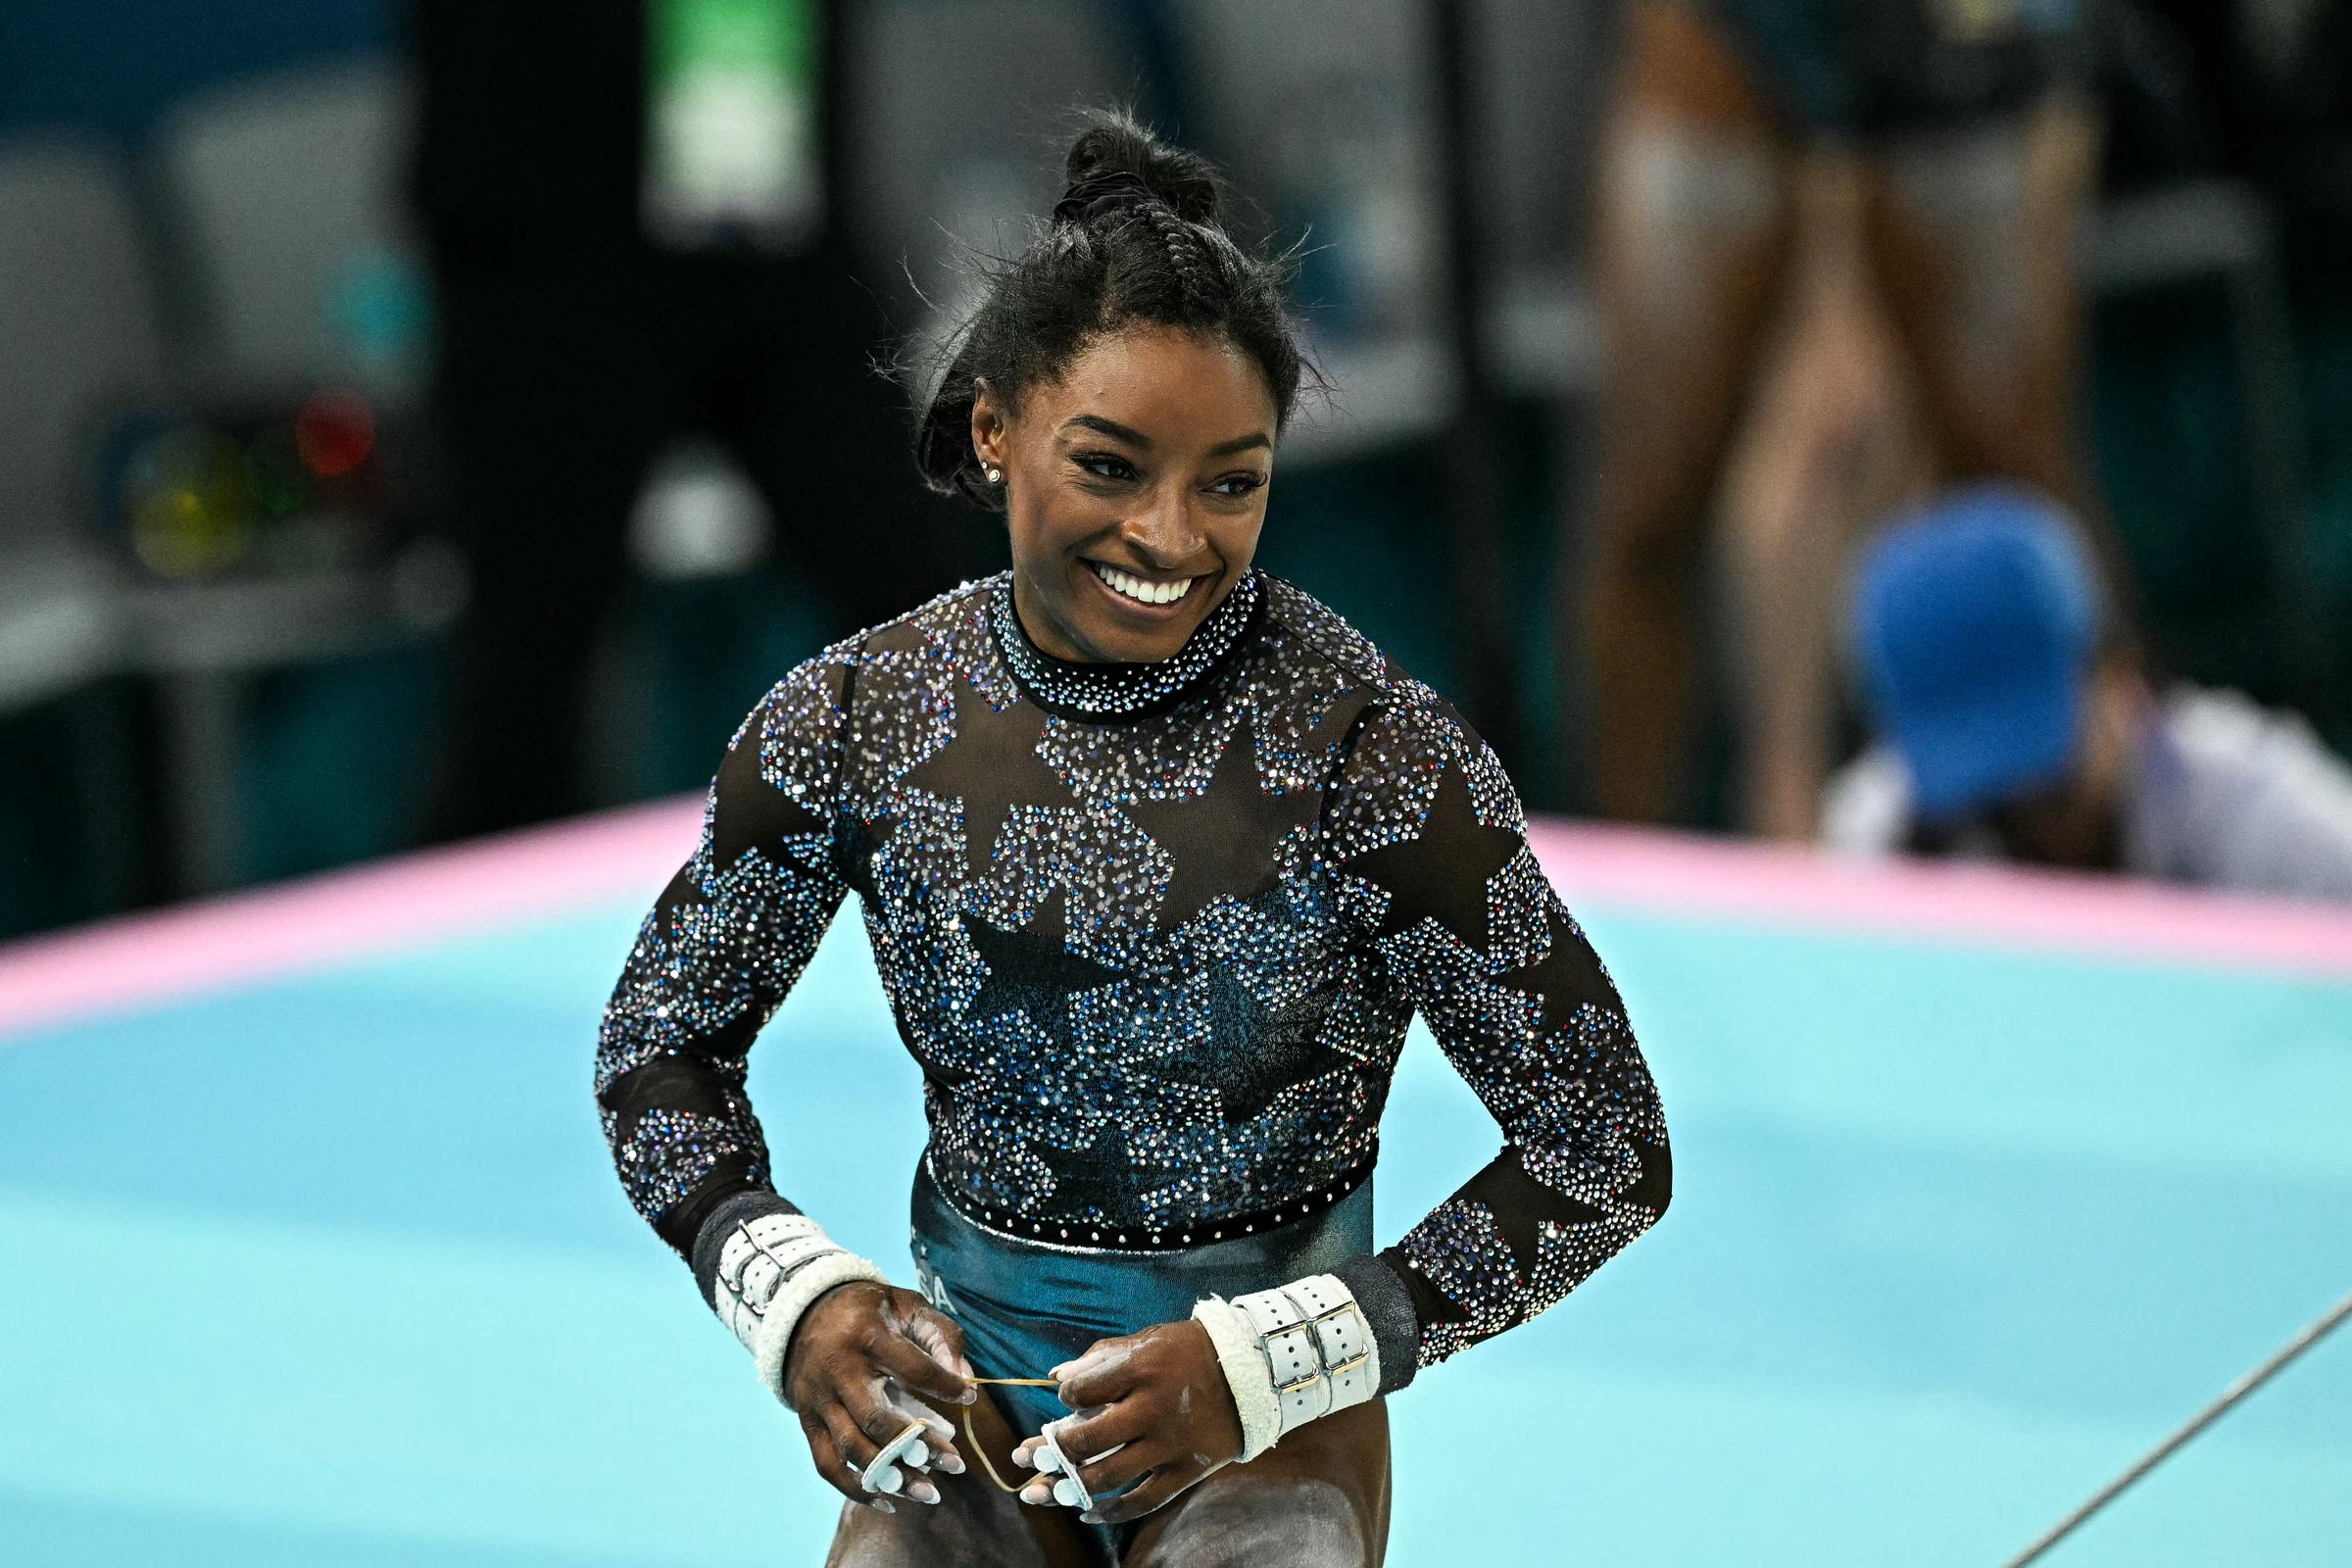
[984,466,1004,484]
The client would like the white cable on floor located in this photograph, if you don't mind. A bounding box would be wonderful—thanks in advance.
[2002,1287,2352,1568]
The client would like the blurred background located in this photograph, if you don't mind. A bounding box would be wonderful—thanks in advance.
[3,3,2351,1564]
[4,0,2349,930]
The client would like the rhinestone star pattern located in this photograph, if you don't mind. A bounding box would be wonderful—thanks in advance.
[595,570,1670,1374]
[612,1103,771,1224]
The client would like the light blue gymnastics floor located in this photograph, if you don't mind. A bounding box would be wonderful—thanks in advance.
[2,842,2348,1565]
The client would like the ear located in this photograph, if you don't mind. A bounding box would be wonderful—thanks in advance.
[970,380,1011,474]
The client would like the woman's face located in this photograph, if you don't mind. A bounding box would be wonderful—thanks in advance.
[972,326,1277,665]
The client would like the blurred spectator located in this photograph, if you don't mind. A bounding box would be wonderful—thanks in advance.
[1577,0,2111,830]
[411,0,974,842]
[1824,486,2352,902]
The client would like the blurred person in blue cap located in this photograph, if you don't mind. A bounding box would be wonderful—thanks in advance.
[1822,484,2352,901]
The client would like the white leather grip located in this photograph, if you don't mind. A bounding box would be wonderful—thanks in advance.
[710,1211,888,1400]
[1195,1272,1381,1460]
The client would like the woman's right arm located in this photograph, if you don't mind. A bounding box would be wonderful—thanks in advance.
[594,644,975,1510]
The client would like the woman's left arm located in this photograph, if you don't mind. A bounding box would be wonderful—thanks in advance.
[1326,689,1673,1376]
[1017,686,1671,1522]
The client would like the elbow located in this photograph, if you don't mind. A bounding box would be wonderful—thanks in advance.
[1635,1134,1673,1227]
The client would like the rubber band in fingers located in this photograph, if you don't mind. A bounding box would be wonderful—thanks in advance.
[855,1420,932,1495]
[1035,1421,1093,1511]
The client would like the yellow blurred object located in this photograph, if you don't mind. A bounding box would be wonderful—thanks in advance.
[132,486,248,576]
[124,424,253,577]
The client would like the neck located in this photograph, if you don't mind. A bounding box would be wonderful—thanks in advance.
[1007,569,1103,663]
[987,568,1262,722]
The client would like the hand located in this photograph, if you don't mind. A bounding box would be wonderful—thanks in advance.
[1008,1319,1243,1525]
[782,1280,977,1514]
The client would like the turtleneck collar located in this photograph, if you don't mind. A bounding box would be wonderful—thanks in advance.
[987,568,1263,722]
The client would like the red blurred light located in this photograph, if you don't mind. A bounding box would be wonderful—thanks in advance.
[295,391,376,478]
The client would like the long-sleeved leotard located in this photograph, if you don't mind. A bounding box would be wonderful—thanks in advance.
[595,569,1670,1384]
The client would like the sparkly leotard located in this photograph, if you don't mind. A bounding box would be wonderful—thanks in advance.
[595,568,1671,1384]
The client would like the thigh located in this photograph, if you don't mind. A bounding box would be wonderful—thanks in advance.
[1719,156,1935,838]
[1592,1,1798,529]
[1861,98,2100,500]
[1121,1399,1391,1568]
[825,1388,1103,1568]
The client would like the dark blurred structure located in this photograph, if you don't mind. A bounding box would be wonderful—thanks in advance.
[2093,0,2352,722]
[2,5,453,914]
[411,0,979,842]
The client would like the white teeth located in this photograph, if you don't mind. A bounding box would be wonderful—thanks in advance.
[1090,562,1197,607]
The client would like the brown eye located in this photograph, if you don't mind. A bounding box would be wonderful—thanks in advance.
[1074,452,1139,482]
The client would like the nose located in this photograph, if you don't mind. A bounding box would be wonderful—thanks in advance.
[1123,484,1204,570]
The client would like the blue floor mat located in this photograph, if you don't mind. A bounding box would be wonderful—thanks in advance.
[3,891,2347,1565]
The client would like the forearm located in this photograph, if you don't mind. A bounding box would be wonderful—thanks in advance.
[598,1024,886,1396]
[1386,1117,1672,1373]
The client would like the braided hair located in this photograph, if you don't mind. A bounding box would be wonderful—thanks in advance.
[913,111,1312,510]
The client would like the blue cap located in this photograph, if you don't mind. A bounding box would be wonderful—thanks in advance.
[1850,485,2101,822]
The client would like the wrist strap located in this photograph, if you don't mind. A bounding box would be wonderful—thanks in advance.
[1193,1272,1381,1461]
[710,1211,888,1401]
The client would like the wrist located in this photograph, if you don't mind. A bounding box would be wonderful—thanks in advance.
[706,1209,888,1401]
[1191,1273,1380,1461]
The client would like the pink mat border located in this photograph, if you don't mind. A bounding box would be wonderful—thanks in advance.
[1524,821,2352,980]
[4,797,2349,1037]
[0,798,706,1039]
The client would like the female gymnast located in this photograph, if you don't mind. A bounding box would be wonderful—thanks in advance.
[595,115,1673,1566]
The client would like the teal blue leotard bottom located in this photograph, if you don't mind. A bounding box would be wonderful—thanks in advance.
[907,1158,1374,1555]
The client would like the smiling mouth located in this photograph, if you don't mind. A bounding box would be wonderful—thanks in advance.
[1087,560,1206,608]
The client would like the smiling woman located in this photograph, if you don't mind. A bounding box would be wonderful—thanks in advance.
[593,112,1671,1568]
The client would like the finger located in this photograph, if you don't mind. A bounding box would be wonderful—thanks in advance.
[868,1327,976,1413]
[838,1380,945,1504]
[1023,1411,1158,1512]
[822,1402,885,1483]
[1070,1434,1165,1501]
[1082,1463,1200,1527]
[873,1389,965,1477]
[802,1411,891,1512]
[1049,1401,1152,1468]
[829,1425,932,1508]
[891,1297,977,1388]
[1016,1425,1076,1507]
[1054,1338,1146,1408]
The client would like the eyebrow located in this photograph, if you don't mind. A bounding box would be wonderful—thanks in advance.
[1060,415,1272,460]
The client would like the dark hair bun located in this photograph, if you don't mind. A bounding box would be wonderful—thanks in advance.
[910,108,1314,508]
[1062,111,1223,228]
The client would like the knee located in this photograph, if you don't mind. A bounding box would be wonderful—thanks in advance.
[1936,424,2077,506]
[1590,494,1711,602]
